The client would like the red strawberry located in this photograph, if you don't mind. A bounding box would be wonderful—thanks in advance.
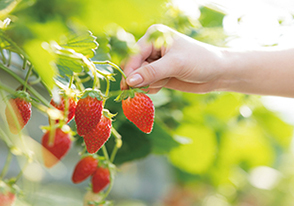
[75,89,103,136]
[83,115,112,154]
[42,128,71,168]
[0,180,17,206]
[0,191,15,206]
[5,91,32,134]
[72,156,98,184]
[122,92,154,134]
[50,95,76,123]
[91,167,110,193]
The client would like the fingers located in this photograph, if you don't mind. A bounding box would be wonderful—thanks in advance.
[123,34,161,76]
[126,54,175,88]
[164,78,214,93]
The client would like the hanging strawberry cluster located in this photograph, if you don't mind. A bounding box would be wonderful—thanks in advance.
[0,30,155,205]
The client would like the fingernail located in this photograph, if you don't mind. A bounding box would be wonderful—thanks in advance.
[127,74,143,86]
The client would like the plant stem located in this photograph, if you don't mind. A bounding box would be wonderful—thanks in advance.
[0,127,13,149]
[23,64,33,91]
[103,78,110,106]
[13,159,29,183]
[0,49,7,65]
[7,50,11,67]
[0,33,30,60]
[74,74,85,92]
[0,81,18,95]
[110,145,119,163]
[93,60,127,79]
[69,76,74,88]
[101,145,109,161]
[22,58,27,70]
[0,151,12,179]
[0,62,50,107]
[110,127,122,163]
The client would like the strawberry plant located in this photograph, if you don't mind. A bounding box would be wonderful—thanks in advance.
[1,0,293,205]
[0,1,167,204]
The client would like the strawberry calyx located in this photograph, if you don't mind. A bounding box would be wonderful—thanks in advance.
[114,87,147,102]
[102,109,116,120]
[8,90,31,103]
[41,124,74,145]
[80,153,99,160]
[0,179,19,196]
[80,88,104,101]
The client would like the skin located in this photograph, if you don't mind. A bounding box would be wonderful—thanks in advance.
[121,24,294,97]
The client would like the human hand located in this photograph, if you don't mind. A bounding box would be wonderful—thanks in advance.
[121,24,225,94]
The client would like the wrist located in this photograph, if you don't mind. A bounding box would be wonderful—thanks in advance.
[215,48,247,93]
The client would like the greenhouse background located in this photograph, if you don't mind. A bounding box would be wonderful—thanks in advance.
[1,0,294,205]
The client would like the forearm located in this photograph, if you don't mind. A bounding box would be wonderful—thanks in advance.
[218,47,294,97]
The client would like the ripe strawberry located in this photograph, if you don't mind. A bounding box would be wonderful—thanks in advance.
[50,95,76,123]
[0,192,15,206]
[0,191,15,206]
[42,128,71,168]
[0,180,17,206]
[5,91,32,134]
[72,156,98,184]
[83,115,112,154]
[75,89,103,136]
[91,167,110,193]
[122,92,154,134]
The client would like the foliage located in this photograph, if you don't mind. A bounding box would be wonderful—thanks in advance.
[0,0,293,205]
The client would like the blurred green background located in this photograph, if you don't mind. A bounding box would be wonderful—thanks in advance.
[1,0,294,205]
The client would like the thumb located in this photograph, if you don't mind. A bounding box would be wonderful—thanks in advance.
[126,57,175,88]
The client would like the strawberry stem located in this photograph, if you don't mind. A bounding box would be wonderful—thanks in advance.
[69,76,74,88]
[73,74,85,92]
[0,151,12,179]
[0,62,50,107]
[22,58,27,70]
[0,81,18,95]
[93,60,127,79]
[0,127,13,149]
[101,145,109,161]
[0,49,7,65]
[13,159,29,183]
[110,127,122,163]
[23,63,33,91]
[7,50,11,67]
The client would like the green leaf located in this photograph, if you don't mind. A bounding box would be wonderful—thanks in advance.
[199,6,225,27]
[169,124,217,174]
[111,121,152,165]
[218,122,275,169]
[60,31,98,58]
[147,122,180,155]
[0,31,21,53]
[56,56,84,76]
[0,0,19,19]
[24,40,56,90]
[253,107,293,148]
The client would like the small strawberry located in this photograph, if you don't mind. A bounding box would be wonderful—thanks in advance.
[72,156,98,184]
[121,92,154,134]
[0,180,17,206]
[91,167,110,193]
[5,91,32,134]
[83,114,112,154]
[50,95,76,124]
[42,127,71,168]
[0,191,15,206]
[75,89,103,136]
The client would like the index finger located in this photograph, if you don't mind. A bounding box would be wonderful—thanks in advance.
[124,29,164,77]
